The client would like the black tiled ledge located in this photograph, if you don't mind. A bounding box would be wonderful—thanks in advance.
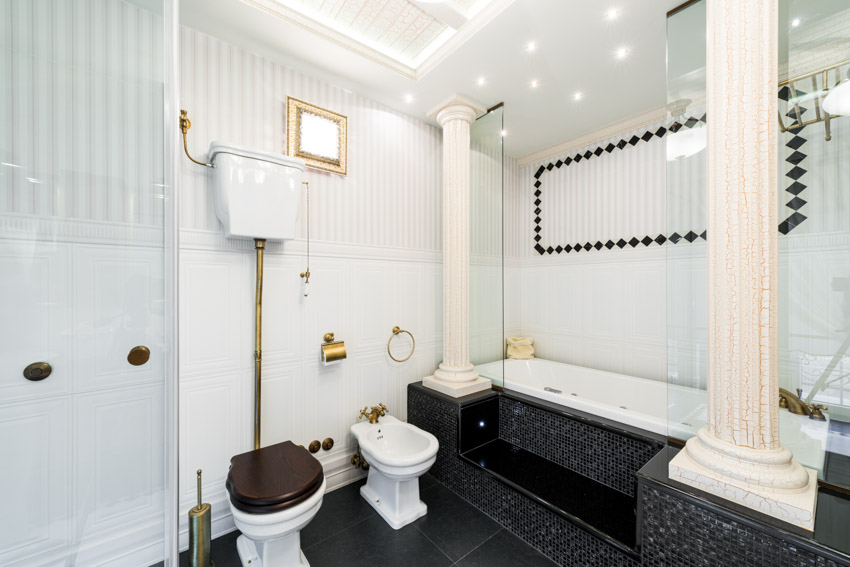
[461,438,639,558]
[638,446,850,563]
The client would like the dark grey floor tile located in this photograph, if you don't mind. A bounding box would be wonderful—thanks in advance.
[300,478,376,548]
[303,515,452,567]
[413,482,502,561]
[420,472,438,492]
[454,529,557,567]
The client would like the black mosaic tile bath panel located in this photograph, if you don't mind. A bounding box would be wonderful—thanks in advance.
[499,396,663,497]
[640,484,850,567]
[638,448,850,567]
[408,383,640,567]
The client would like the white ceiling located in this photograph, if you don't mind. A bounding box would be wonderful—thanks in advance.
[181,0,685,159]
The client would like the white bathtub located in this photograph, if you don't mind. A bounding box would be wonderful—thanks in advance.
[475,357,829,477]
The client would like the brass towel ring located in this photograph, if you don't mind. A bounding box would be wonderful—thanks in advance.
[387,326,415,363]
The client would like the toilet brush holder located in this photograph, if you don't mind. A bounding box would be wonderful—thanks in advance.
[188,469,214,567]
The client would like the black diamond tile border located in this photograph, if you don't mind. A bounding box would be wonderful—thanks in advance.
[532,99,809,255]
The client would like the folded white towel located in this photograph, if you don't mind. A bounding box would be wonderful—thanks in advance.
[506,337,534,359]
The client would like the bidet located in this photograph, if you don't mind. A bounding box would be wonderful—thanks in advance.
[350,414,439,529]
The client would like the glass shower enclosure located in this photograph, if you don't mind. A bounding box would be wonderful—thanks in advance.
[0,0,178,565]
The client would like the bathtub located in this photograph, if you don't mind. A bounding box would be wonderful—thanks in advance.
[475,357,829,477]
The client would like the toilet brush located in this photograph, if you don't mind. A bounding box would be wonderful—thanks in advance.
[188,469,214,567]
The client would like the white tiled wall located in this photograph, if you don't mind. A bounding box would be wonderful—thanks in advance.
[505,122,671,382]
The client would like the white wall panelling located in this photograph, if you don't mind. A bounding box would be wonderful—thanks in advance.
[177,25,447,544]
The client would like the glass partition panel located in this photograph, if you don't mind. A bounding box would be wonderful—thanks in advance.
[470,106,504,390]
[778,0,850,487]
[0,0,175,564]
[665,0,708,445]
[666,0,850,489]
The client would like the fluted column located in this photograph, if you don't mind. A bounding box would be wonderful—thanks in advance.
[668,0,817,530]
[423,94,492,398]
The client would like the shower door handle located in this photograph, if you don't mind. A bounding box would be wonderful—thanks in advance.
[23,362,52,381]
[127,346,151,366]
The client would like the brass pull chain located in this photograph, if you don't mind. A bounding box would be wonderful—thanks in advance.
[300,181,311,295]
[179,110,214,168]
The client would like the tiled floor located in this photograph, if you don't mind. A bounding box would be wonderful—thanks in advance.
[171,474,556,567]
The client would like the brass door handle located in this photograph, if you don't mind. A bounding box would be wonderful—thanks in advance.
[127,346,151,366]
[23,362,52,381]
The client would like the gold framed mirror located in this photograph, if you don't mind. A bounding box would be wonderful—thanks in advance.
[286,97,348,175]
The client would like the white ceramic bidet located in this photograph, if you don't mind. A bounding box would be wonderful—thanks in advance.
[350,415,439,529]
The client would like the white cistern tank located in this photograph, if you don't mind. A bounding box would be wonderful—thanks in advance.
[208,141,305,240]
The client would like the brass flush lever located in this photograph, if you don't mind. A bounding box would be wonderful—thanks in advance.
[179,110,214,168]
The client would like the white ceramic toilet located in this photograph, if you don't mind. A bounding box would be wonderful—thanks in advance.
[226,441,326,567]
[350,415,439,529]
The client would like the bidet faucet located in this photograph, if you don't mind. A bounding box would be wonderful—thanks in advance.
[359,403,387,424]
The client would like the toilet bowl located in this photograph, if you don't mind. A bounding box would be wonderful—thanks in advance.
[226,441,326,567]
[350,415,439,529]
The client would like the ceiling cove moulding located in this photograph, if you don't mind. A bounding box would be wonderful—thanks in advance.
[238,0,516,82]
[517,105,669,168]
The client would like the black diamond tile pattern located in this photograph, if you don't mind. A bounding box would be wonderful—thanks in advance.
[640,484,850,567]
[498,397,662,498]
[408,385,640,567]
[532,93,809,256]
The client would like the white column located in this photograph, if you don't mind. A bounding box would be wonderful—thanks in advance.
[423,94,492,398]
[668,0,817,530]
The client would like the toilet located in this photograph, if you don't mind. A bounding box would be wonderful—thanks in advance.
[226,441,326,567]
[350,415,439,529]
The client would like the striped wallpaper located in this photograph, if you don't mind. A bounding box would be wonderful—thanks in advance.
[179,26,444,251]
[0,0,165,227]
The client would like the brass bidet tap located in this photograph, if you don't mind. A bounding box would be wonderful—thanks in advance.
[359,403,388,424]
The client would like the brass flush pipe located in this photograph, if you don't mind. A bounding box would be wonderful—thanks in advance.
[254,238,265,450]
[179,110,214,168]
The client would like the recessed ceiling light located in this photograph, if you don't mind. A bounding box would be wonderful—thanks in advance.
[477,77,486,86]
[404,94,414,103]
[500,130,507,137]
[526,41,537,52]
[615,46,630,60]
[606,8,619,20]
[530,80,540,88]
[573,92,583,101]
[791,18,801,27]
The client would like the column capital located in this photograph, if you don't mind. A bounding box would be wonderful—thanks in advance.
[427,94,486,126]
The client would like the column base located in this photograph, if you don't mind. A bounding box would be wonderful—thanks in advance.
[422,375,492,398]
[669,436,818,531]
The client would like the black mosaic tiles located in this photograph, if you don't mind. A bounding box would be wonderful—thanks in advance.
[462,439,638,553]
[640,484,850,567]
[408,384,640,567]
[498,397,662,498]
[638,448,850,566]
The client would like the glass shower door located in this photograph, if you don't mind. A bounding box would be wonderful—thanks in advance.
[470,105,505,389]
[0,0,174,565]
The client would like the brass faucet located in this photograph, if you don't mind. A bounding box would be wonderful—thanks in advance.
[779,388,827,421]
[359,403,387,424]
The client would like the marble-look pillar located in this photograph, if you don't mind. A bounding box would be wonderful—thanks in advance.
[423,94,492,398]
[668,0,817,530]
